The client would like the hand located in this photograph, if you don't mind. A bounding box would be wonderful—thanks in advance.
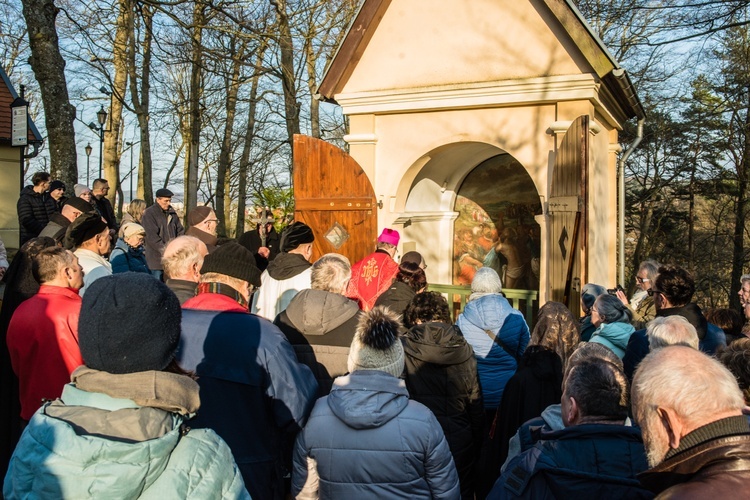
[258,247,270,258]
[0,267,5,280]
[615,289,629,306]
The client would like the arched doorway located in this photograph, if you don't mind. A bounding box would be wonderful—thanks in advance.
[452,154,542,290]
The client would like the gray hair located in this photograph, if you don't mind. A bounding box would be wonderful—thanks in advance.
[162,235,207,279]
[311,253,351,294]
[565,341,623,377]
[632,346,744,432]
[639,260,661,283]
[741,274,750,286]
[594,294,633,324]
[647,316,699,350]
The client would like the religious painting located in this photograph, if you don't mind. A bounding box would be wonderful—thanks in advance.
[453,154,542,290]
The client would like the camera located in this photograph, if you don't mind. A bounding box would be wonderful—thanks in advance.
[607,284,624,296]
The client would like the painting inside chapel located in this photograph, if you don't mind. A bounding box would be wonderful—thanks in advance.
[453,154,542,290]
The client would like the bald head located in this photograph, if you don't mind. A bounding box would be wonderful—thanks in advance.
[632,346,744,466]
[162,235,209,281]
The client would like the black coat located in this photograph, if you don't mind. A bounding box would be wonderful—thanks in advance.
[16,186,55,245]
[141,204,185,270]
[402,321,484,499]
[374,281,416,318]
[238,225,280,271]
[93,196,118,231]
[494,346,563,466]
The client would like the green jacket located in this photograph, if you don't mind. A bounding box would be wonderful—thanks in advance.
[4,368,249,499]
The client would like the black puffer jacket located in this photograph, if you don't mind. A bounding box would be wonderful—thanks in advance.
[17,186,55,245]
[374,281,416,318]
[402,321,484,499]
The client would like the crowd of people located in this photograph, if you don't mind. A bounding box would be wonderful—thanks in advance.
[1,171,750,499]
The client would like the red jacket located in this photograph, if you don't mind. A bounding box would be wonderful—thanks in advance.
[7,285,83,420]
[346,251,399,311]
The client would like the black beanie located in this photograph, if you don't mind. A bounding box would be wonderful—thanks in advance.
[280,221,314,252]
[63,212,108,250]
[78,273,182,374]
[200,242,261,287]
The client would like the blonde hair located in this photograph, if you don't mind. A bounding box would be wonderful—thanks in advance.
[127,199,147,223]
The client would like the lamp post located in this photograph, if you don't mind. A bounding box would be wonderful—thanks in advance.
[95,106,107,178]
[127,141,134,202]
[85,143,92,185]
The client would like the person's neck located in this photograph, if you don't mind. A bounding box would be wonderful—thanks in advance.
[172,274,199,283]
[33,185,45,194]
[78,243,104,256]
[575,416,626,426]
[41,277,78,290]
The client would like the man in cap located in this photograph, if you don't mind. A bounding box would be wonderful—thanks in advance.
[633,346,750,496]
[161,235,209,304]
[346,228,401,310]
[179,242,317,499]
[251,221,315,320]
[4,273,249,498]
[185,205,219,253]
[238,208,280,271]
[39,197,95,244]
[91,178,118,232]
[66,212,112,296]
[6,247,84,423]
[141,188,185,280]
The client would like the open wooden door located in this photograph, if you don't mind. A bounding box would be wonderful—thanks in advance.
[293,134,377,263]
[548,116,589,315]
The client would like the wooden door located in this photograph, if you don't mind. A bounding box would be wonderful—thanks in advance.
[548,116,589,315]
[293,134,377,263]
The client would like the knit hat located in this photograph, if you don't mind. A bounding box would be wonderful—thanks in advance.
[377,228,400,246]
[401,251,425,268]
[348,306,405,378]
[200,242,261,287]
[49,180,65,192]
[121,222,146,239]
[63,212,108,250]
[188,206,212,226]
[78,273,182,374]
[64,196,94,213]
[472,267,503,294]
[155,188,174,198]
[581,283,607,309]
[74,184,91,197]
[280,221,314,252]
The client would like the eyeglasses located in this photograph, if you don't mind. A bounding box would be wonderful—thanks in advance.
[636,277,650,283]
[205,219,220,224]
[647,289,663,297]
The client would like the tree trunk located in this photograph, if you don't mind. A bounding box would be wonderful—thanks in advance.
[185,0,205,217]
[730,101,750,311]
[272,0,300,159]
[21,0,77,187]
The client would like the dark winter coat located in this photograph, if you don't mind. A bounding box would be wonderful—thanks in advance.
[623,303,727,380]
[38,213,71,244]
[92,196,118,231]
[489,424,652,499]
[17,186,55,245]
[374,281,416,317]
[274,288,361,397]
[638,416,750,498]
[109,239,150,274]
[495,346,563,466]
[402,322,484,499]
[178,293,317,500]
[165,279,197,305]
[237,225,280,271]
[292,370,461,499]
[580,315,596,342]
[185,226,218,253]
[141,204,185,270]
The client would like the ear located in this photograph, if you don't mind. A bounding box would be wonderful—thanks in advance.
[657,407,684,449]
[565,395,580,426]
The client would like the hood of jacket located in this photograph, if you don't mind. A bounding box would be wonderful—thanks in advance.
[266,251,311,280]
[541,403,565,432]
[327,371,409,430]
[658,302,708,340]
[285,288,359,335]
[402,322,474,365]
[459,293,518,331]
[592,321,635,351]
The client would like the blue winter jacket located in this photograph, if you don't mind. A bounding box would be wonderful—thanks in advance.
[589,321,635,359]
[110,238,151,274]
[4,381,248,499]
[456,294,530,409]
[292,370,461,499]
[178,303,318,500]
[489,424,653,499]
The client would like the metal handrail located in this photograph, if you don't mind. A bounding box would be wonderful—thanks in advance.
[428,284,538,325]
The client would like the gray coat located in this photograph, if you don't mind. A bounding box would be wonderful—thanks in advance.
[292,370,460,499]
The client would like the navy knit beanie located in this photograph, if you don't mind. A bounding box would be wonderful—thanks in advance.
[78,273,181,374]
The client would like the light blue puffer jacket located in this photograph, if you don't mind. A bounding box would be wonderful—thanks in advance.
[456,294,530,409]
[4,384,249,499]
[589,321,635,359]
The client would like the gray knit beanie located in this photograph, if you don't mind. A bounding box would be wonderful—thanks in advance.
[348,306,404,378]
[581,283,607,309]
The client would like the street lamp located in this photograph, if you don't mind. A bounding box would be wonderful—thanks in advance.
[84,142,93,185]
[88,105,108,179]
[126,141,135,202]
